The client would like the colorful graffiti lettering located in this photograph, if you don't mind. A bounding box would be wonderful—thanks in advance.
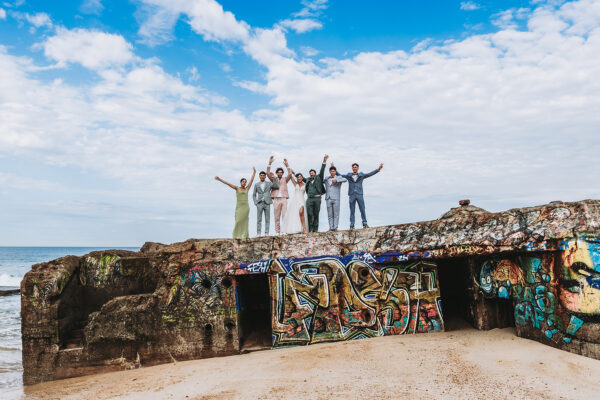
[512,256,557,338]
[242,260,270,274]
[267,256,443,346]
[477,256,561,340]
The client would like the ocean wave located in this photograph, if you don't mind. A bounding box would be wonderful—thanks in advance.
[0,274,22,287]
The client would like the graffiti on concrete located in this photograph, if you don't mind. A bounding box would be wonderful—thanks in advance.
[79,254,123,288]
[479,259,522,299]
[477,256,562,339]
[262,255,443,346]
[556,238,600,343]
[559,238,600,315]
[476,248,600,344]
[512,256,560,340]
[163,264,237,326]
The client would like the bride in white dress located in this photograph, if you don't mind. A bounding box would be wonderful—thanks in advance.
[281,165,309,234]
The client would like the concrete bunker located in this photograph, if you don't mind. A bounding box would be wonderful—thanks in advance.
[58,252,159,349]
[20,200,600,385]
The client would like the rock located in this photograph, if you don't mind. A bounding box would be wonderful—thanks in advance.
[20,199,600,385]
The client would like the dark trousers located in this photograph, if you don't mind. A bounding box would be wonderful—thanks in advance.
[349,194,367,227]
[306,197,322,232]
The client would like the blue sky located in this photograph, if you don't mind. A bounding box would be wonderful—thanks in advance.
[0,0,534,110]
[1,0,600,246]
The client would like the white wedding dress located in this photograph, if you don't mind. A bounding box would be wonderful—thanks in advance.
[281,182,308,234]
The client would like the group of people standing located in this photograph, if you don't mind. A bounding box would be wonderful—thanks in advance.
[215,155,383,239]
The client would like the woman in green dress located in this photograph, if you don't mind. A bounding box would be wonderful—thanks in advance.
[215,167,256,239]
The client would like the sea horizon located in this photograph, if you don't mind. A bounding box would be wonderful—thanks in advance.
[0,246,140,396]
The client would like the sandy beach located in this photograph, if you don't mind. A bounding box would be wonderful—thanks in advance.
[16,321,600,400]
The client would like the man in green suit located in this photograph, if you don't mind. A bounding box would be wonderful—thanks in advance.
[305,154,328,232]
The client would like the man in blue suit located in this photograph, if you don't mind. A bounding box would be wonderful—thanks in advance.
[340,162,383,229]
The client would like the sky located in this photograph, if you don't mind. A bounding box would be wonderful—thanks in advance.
[1,0,599,246]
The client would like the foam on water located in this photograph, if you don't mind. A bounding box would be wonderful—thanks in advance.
[0,246,138,392]
[0,294,22,393]
[0,274,22,287]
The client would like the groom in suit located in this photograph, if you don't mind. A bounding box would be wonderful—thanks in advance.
[324,163,347,231]
[266,156,291,235]
[305,154,328,232]
[253,171,278,236]
[340,162,383,229]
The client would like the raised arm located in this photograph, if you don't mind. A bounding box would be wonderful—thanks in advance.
[214,176,237,190]
[283,158,293,183]
[266,156,275,182]
[247,167,257,188]
[334,175,347,183]
[319,154,328,180]
[288,168,298,185]
[364,163,384,179]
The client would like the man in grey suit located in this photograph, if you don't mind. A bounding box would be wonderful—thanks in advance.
[324,164,347,231]
[253,171,278,236]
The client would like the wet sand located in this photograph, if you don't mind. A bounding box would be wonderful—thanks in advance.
[19,322,600,400]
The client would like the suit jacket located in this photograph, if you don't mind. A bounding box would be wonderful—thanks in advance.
[305,163,326,196]
[340,169,379,196]
[266,165,291,198]
[324,174,347,200]
[253,179,278,205]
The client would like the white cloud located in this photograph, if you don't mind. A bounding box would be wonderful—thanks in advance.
[137,0,249,45]
[41,28,135,70]
[3,0,26,7]
[244,27,295,64]
[492,8,530,29]
[3,0,600,244]
[0,8,6,20]
[136,6,180,46]
[460,1,481,11]
[492,9,518,29]
[300,46,319,56]
[279,18,323,33]
[80,0,104,15]
[186,65,200,82]
[179,0,600,221]
[280,0,328,34]
[184,0,249,42]
[25,12,52,28]
[232,79,267,93]
[293,0,329,18]
[0,43,245,193]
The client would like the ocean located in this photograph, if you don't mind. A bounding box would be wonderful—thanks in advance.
[0,246,138,396]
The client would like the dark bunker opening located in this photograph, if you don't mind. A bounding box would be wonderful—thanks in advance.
[437,257,474,330]
[235,273,272,351]
[437,257,515,331]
